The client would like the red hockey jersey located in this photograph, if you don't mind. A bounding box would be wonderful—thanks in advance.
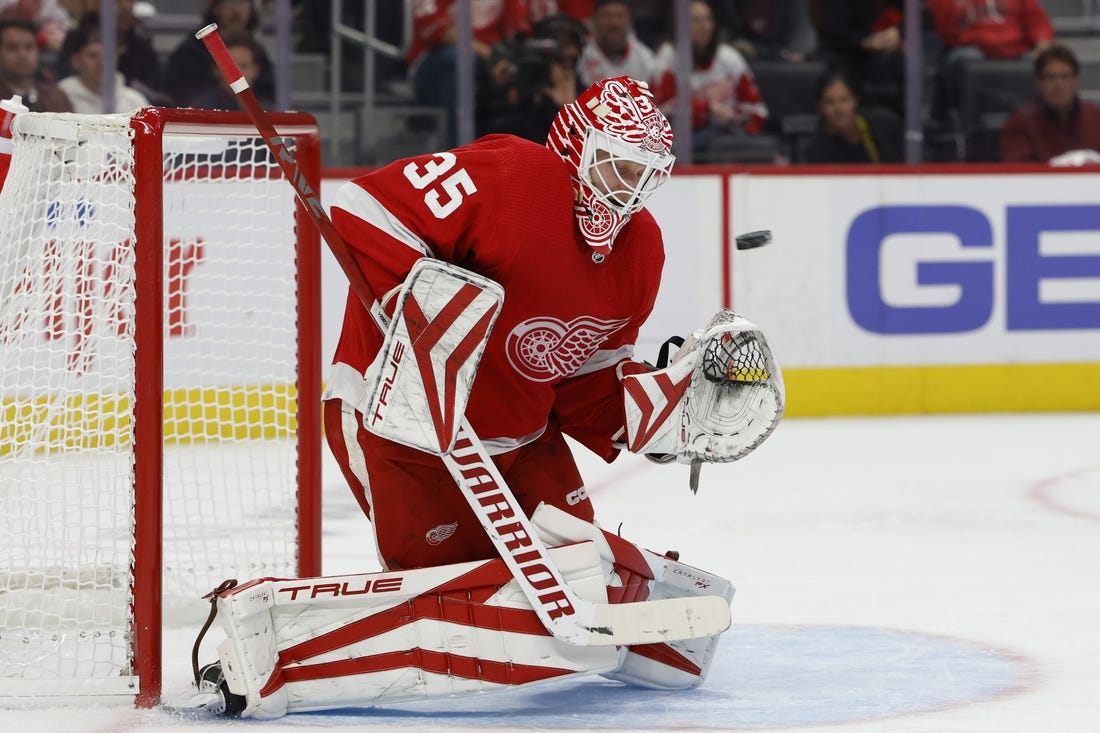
[328,135,665,460]
[653,43,768,135]
[927,0,1053,59]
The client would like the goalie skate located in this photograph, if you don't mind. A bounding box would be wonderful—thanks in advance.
[184,662,246,717]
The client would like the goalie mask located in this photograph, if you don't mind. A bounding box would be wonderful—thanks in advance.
[548,76,675,262]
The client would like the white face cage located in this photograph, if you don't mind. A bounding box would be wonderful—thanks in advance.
[578,127,675,215]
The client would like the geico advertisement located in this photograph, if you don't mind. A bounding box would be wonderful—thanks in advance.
[731,173,1100,368]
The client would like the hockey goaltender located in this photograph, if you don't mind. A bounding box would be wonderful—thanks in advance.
[191,75,784,718]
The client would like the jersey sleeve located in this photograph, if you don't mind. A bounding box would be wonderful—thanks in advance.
[997,110,1039,163]
[330,147,499,300]
[552,365,633,462]
[734,65,768,135]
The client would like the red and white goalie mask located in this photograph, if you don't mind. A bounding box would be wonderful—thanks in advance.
[548,75,675,262]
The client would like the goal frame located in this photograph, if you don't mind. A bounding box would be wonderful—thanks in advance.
[126,107,322,706]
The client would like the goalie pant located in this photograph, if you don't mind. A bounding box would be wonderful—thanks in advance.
[323,397,597,570]
[210,504,734,718]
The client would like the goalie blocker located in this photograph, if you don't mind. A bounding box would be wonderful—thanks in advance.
[193,505,733,718]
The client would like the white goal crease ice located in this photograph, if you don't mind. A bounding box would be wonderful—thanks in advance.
[0,108,323,706]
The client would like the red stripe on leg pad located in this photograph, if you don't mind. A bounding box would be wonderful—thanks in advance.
[601,531,655,581]
[627,641,703,676]
[280,647,575,687]
[260,597,550,698]
[274,589,549,666]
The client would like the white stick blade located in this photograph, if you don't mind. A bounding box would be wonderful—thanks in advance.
[578,595,732,646]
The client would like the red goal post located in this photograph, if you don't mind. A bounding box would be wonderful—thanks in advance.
[0,107,322,706]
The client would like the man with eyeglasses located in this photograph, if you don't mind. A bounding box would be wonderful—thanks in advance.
[999,43,1100,163]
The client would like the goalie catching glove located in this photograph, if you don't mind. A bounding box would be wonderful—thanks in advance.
[619,309,784,464]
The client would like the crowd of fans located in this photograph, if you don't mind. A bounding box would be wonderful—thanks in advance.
[1,0,1098,166]
[395,0,1100,165]
[0,0,272,114]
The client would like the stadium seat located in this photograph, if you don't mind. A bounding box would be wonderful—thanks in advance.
[750,60,827,137]
[954,59,1035,161]
[1043,0,1100,35]
[694,133,782,164]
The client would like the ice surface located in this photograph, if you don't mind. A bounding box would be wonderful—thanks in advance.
[1,413,1098,732]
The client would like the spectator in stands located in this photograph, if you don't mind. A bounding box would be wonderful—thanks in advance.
[165,0,274,107]
[188,30,271,111]
[719,0,816,62]
[0,0,70,51]
[576,0,657,87]
[0,17,70,110]
[57,12,147,112]
[999,43,1100,164]
[55,0,166,105]
[813,0,904,114]
[407,0,529,148]
[57,0,80,21]
[488,14,584,142]
[803,69,900,163]
[653,0,768,160]
[927,0,1054,126]
[927,0,1053,61]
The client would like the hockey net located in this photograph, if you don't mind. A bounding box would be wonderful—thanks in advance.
[0,108,321,705]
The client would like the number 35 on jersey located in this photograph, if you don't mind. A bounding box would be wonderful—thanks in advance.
[403,152,478,219]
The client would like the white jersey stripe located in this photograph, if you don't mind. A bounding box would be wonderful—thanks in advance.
[339,401,384,565]
[334,182,431,256]
[575,344,634,376]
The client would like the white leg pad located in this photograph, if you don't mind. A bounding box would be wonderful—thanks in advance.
[212,541,620,718]
[214,579,286,718]
[531,503,735,690]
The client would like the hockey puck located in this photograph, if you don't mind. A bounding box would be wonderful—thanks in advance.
[735,230,772,250]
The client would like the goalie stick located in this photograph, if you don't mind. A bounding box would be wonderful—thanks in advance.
[197,25,730,647]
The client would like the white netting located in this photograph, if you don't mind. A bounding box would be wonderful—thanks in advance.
[0,111,311,697]
[158,130,300,612]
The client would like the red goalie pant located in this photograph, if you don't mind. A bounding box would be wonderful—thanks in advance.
[324,399,596,570]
